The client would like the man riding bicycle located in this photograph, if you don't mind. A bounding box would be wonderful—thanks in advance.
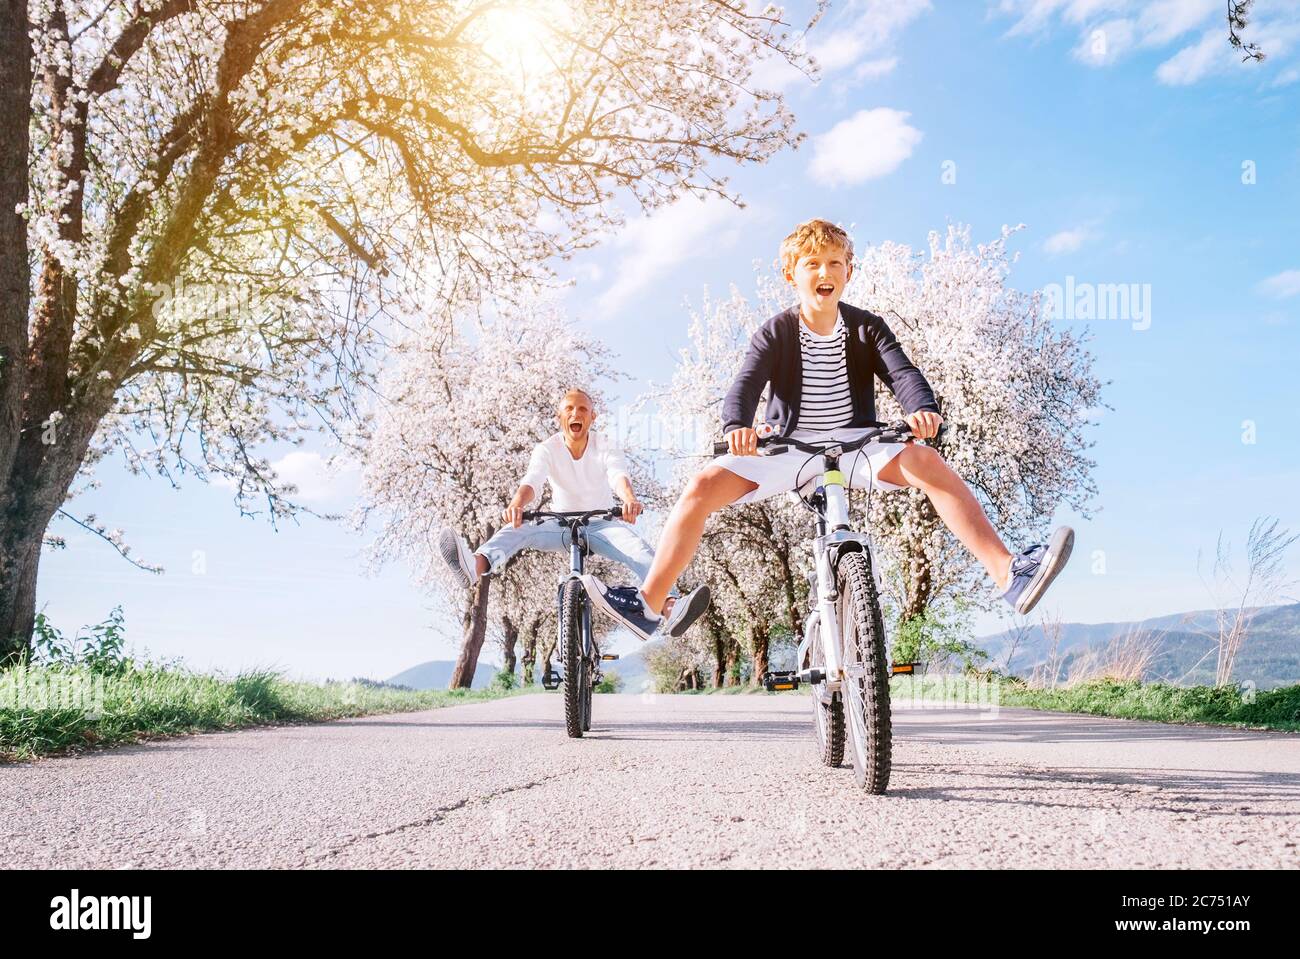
[438,388,710,637]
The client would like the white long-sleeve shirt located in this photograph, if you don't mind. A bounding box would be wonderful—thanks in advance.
[519,431,630,512]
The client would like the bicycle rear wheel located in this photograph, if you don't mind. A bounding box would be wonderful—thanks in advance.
[807,621,844,767]
[836,550,891,793]
[561,579,586,739]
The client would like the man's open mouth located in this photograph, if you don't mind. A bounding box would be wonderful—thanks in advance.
[568,422,583,434]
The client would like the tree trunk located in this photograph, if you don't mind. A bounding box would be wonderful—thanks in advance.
[724,642,740,687]
[449,575,491,689]
[521,629,537,686]
[500,613,518,677]
[901,501,940,623]
[0,0,31,492]
[0,532,41,665]
[540,619,558,681]
[0,0,34,665]
[749,623,769,687]
[521,613,542,685]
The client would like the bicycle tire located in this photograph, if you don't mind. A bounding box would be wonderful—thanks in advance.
[837,550,892,793]
[561,579,585,739]
[807,621,845,767]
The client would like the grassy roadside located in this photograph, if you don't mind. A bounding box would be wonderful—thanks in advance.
[982,677,1300,732]
[680,675,1300,732]
[0,664,531,761]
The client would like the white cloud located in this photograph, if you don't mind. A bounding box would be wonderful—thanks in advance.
[1152,15,1300,86]
[855,57,900,79]
[809,108,923,187]
[1257,269,1300,300]
[1155,27,1225,85]
[998,0,1126,37]
[997,0,1300,84]
[1044,226,1094,255]
[1136,0,1219,48]
[270,451,360,504]
[1269,65,1300,87]
[750,0,928,90]
[595,197,749,313]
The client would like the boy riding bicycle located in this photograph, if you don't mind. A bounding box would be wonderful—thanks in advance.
[584,218,1074,639]
[439,388,709,636]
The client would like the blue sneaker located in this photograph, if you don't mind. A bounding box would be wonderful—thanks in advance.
[580,576,662,641]
[999,527,1075,615]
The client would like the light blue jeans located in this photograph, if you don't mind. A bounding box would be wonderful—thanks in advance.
[476,518,664,588]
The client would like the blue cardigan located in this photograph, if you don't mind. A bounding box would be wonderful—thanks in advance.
[721,302,940,437]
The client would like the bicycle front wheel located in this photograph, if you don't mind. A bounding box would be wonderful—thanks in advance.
[561,579,586,739]
[836,550,891,793]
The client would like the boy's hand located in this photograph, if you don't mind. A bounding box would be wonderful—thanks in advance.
[502,504,525,528]
[906,411,944,440]
[726,427,759,456]
[620,498,643,524]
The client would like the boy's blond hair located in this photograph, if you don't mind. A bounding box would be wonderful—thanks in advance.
[779,218,854,275]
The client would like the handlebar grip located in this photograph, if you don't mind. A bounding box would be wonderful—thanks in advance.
[712,440,730,456]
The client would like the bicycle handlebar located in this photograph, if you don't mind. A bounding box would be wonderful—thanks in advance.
[711,420,926,457]
[521,504,625,524]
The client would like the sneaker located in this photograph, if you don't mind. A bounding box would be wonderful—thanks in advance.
[580,575,661,642]
[999,526,1074,616]
[663,585,711,638]
[438,527,479,588]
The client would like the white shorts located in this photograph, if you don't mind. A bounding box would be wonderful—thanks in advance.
[712,427,910,506]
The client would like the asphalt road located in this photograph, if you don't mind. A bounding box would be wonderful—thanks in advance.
[3,692,1298,868]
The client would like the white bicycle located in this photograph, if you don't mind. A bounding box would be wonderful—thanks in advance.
[714,421,921,793]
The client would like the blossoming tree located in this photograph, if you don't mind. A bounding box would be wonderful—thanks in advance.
[0,0,815,662]
[358,307,618,687]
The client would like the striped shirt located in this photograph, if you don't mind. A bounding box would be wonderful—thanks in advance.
[796,312,854,432]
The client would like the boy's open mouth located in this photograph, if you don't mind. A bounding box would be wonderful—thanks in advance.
[816,283,835,297]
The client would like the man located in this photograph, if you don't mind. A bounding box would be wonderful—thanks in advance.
[439,387,710,636]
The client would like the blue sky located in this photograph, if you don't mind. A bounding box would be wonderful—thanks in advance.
[37,0,1300,680]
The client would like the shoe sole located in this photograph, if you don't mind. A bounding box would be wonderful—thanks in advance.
[579,575,656,642]
[1015,527,1074,616]
[665,586,712,638]
[438,529,473,589]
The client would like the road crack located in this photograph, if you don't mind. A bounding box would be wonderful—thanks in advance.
[303,767,580,865]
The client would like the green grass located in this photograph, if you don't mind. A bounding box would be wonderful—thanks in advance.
[891,674,1300,732]
[678,674,1300,732]
[0,663,530,761]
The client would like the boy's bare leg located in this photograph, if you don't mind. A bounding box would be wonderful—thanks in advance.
[876,443,1015,590]
[640,466,759,614]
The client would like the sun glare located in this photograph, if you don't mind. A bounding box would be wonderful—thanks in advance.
[475,0,574,87]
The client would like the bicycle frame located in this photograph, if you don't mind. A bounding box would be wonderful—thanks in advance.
[522,506,622,690]
[793,445,874,698]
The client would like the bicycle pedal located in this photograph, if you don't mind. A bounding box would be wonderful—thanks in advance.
[600,653,619,661]
[890,662,921,675]
[542,669,563,690]
[762,670,799,691]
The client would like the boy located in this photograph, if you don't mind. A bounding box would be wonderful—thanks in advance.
[584,218,1074,640]
[439,388,710,636]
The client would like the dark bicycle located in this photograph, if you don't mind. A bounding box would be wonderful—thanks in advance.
[525,503,625,738]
